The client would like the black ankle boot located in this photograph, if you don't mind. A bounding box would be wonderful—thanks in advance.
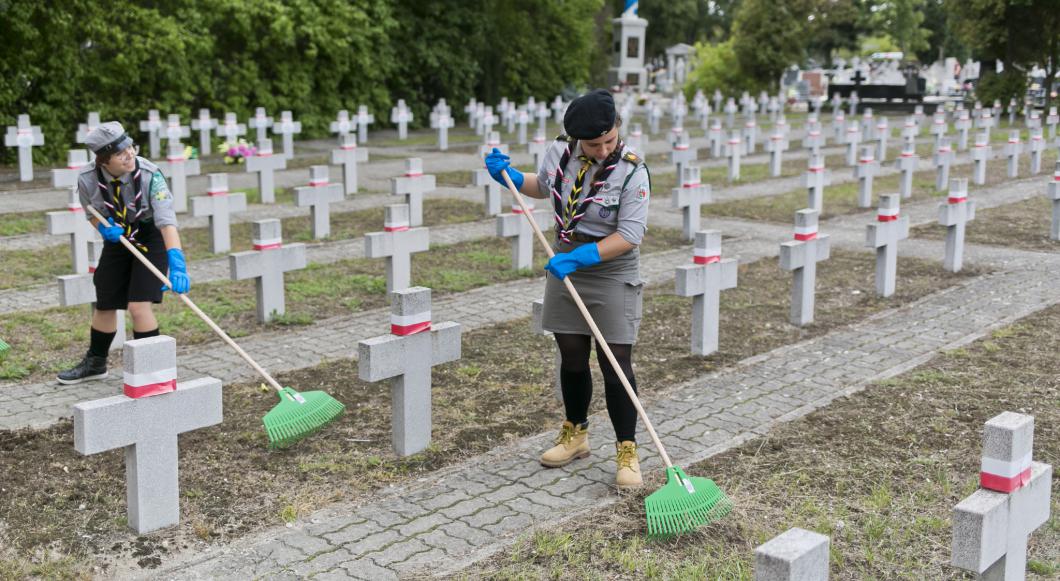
[56,351,109,385]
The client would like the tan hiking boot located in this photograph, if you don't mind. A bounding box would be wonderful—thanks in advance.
[615,441,642,490]
[540,421,590,468]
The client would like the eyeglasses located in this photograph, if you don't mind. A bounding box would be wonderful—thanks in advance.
[114,145,139,161]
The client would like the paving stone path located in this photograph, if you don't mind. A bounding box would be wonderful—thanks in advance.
[128,238,1060,580]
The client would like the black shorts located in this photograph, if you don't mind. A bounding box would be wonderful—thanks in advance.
[94,220,169,310]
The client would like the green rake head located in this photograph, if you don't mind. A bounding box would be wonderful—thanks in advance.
[645,466,732,539]
[263,387,345,450]
[0,338,9,360]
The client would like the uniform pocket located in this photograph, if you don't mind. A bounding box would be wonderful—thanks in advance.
[624,279,645,321]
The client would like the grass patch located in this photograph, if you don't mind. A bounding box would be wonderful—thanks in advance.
[0,248,983,572]
[911,195,1060,254]
[462,284,1059,580]
[0,211,49,237]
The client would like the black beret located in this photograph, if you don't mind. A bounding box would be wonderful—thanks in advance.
[563,89,617,140]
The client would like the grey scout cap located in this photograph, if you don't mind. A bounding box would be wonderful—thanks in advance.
[85,121,134,156]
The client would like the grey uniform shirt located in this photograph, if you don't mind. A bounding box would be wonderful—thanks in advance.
[77,157,178,229]
[535,139,650,245]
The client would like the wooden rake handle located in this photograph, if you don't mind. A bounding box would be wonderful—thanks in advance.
[84,204,285,394]
[500,170,674,469]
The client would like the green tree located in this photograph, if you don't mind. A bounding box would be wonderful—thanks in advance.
[683,39,747,97]
[730,0,808,91]
[872,0,931,60]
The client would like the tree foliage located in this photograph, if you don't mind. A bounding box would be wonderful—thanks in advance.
[0,0,604,163]
[730,0,808,92]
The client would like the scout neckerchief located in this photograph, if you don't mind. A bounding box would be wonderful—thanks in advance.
[550,138,625,243]
[97,159,148,252]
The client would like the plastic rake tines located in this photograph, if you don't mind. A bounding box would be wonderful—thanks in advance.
[645,467,733,539]
[263,387,346,449]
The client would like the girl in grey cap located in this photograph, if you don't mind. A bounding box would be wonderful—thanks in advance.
[484,89,651,490]
[57,121,191,385]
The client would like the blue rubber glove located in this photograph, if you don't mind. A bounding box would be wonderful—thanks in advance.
[545,243,601,280]
[97,217,123,243]
[163,248,190,294]
[484,148,524,190]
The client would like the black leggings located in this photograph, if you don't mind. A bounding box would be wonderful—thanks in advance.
[555,333,638,442]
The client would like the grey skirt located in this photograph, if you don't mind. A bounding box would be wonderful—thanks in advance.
[541,241,644,344]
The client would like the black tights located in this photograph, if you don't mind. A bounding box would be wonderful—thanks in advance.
[555,333,638,442]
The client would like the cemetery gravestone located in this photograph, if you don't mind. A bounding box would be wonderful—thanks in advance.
[875,117,890,162]
[765,129,788,178]
[391,158,436,228]
[365,204,430,294]
[244,139,287,204]
[5,114,44,182]
[154,142,200,214]
[1047,162,1060,241]
[671,165,712,240]
[895,141,919,199]
[529,128,549,170]
[474,169,504,217]
[48,150,94,274]
[727,131,742,181]
[844,121,861,166]
[1028,128,1045,175]
[162,114,190,147]
[674,230,737,356]
[802,155,831,213]
[229,219,307,323]
[755,528,830,581]
[670,132,697,181]
[865,194,908,297]
[355,105,375,144]
[496,202,549,270]
[390,100,413,141]
[779,209,831,327]
[855,146,879,208]
[249,107,273,146]
[218,112,247,143]
[76,112,101,162]
[972,130,993,186]
[934,136,955,192]
[331,133,368,195]
[139,109,162,158]
[191,109,218,156]
[275,111,302,160]
[1004,130,1023,178]
[191,173,247,254]
[938,178,975,273]
[293,166,344,239]
[330,110,353,139]
[955,110,972,151]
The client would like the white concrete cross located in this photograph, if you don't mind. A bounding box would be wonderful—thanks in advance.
[831,111,846,144]
[895,140,919,199]
[875,116,891,162]
[473,168,504,217]
[551,96,567,126]
[670,131,698,179]
[971,130,993,185]
[675,230,737,356]
[1028,128,1045,174]
[5,114,44,182]
[1046,106,1058,140]
[48,150,94,274]
[161,114,190,147]
[229,219,307,323]
[913,104,926,130]
[331,133,368,195]
[355,105,375,144]
[1047,161,1060,241]
[802,154,831,213]
[844,120,861,166]
[900,116,918,144]
[938,178,975,272]
[952,412,1052,581]
[294,165,344,239]
[358,287,461,457]
[365,204,430,294]
[647,101,663,135]
[139,109,162,158]
[723,98,738,130]
[76,112,101,161]
[848,91,859,116]
[955,109,972,151]
[191,109,218,156]
[1004,130,1023,178]
[191,173,247,254]
[390,99,413,141]
[930,110,948,150]
[1008,97,1019,125]
[516,107,530,145]
[478,131,508,158]
[671,164,712,240]
[464,98,479,129]
[274,111,301,160]
[154,141,201,214]
[726,130,742,181]
[755,528,830,580]
[765,129,789,177]
[802,124,824,158]
[934,136,956,192]
[529,128,548,170]
[742,117,758,155]
[865,193,908,297]
[244,138,286,204]
[535,102,550,136]
[330,109,353,139]
[248,107,273,146]
[855,145,879,209]
[708,119,724,158]
[430,106,455,151]
[860,107,875,140]
[73,335,222,534]
[217,112,247,143]
[390,158,435,228]
[991,99,1003,121]
[780,209,831,327]
[496,201,549,270]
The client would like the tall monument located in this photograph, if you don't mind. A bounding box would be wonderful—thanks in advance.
[610,0,648,90]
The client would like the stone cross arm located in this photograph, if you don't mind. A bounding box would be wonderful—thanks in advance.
[675,259,737,297]
[230,244,307,280]
[780,234,831,270]
[364,227,430,258]
[358,321,462,382]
